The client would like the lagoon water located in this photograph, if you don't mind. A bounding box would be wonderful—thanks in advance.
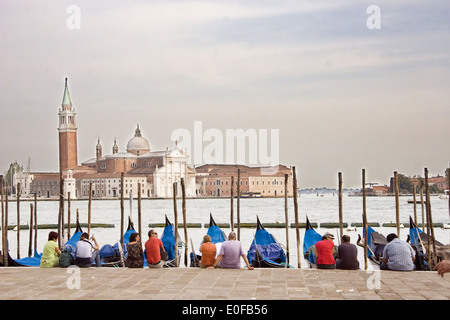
[3,194,450,269]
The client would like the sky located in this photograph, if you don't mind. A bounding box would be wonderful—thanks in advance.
[0,0,449,188]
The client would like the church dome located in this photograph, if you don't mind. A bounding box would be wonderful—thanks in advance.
[126,125,150,155]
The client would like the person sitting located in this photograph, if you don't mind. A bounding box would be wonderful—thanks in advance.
[208,232,254,270]
[75,233,102,268]
[380,233,415,271]
[199,235,216,268]
[145,229,166,268]
[313,232,337,269]
[336,235,359,270]
[126,233,144,268]
[40,231,61,268]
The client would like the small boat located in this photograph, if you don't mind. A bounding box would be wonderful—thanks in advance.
[99,217,135,267]
[361,225,387,265]
[302,216,322,266]
[3,219,83,267]
[247,216,291,268]
[190,213,227,267]
[160,215,182,267]
[408,216,445,270]
[407,199,426,204]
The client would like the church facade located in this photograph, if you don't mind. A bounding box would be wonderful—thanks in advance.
[24,78,197,199]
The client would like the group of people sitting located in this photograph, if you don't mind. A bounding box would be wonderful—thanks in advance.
[40,231,102,268]
[39,229,450,275]
[305,233,360,270]
[305,232,420,271]
[39,229,254,270]
[305,231,450,274]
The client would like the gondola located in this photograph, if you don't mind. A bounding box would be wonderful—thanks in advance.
[98,217,136,267]
[190,213,227,267]
[160,215,182,267]
[2,219,83,267]
[408,216,444,270]
[360,225,387,265]
[303,216,322,266]
[247,216,291,268]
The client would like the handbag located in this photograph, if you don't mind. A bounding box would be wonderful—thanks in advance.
[59,250,72,268]
[160,250,169,261]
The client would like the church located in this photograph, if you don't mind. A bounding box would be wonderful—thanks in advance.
[29,78,197,199]
[17,78,291,200]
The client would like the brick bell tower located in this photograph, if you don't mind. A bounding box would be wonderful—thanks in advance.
[58,77,78,173]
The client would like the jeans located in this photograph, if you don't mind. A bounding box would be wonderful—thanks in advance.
[76,250,102,268]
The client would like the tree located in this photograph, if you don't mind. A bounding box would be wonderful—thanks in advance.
[397,173,414,194]
[4,161,24,193]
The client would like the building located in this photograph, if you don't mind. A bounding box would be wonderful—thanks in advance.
[373,185,390,195]
[14,78,292,200]
[195,164,293,198]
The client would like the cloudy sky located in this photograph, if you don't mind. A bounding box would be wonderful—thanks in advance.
[1,0,449,188]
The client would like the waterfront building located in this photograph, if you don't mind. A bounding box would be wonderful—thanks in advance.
[195,164,293,198]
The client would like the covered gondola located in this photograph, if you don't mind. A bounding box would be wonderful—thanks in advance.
[190,213,227,267]
[247,216,291,268]
[360,224,387,265]
[3,219,83,267]
[303,216,322,266]
[408,216,444,270]
[160,215,182,267]
[99,217,135,267]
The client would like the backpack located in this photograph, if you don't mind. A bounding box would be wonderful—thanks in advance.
[59,250,72,268]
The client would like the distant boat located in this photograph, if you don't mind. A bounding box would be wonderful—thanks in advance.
[407,199,426,204]
[439,190,449,200]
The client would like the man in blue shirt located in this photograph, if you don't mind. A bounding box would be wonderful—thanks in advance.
[380,233,415,271]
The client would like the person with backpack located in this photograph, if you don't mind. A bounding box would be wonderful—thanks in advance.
[75,233,102,267]
[40,231,61,268]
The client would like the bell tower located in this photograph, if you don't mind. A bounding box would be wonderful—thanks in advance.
[58,77,78,173]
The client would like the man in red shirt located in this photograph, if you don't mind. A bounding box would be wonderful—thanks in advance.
[145,229,165,268]
[313,232,337,269]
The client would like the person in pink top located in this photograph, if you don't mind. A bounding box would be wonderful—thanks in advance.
[208,232,254,270]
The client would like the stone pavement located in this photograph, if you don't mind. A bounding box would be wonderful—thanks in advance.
[0,267,449,300]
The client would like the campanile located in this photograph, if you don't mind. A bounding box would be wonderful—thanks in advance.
[58,78,78,173]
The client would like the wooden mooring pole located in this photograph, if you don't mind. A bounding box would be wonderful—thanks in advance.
[292,166,301,269]
[67,192,71,240]
[181,178,188,267]
[230,176,234,232]
[88,182,92,236]
[394,171,400,237]
[284,173,290,264]
[1,175,7,266]
[424,168,437,268]
[138,183,142,238]
[338,172,343,240]
[362,169,368,271]
[237,169,241,241]
[16,182,21,259]
[28,203,33,257]
[173,182,179,267]
[120,173,124,245]
[34,193,37,254]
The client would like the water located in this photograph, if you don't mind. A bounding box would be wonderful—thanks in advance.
[3,195,449,268]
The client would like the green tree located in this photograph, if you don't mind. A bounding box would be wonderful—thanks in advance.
[4,161,24,192]
[397,173,414,193]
